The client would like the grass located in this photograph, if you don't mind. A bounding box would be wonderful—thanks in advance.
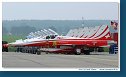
[2,35,25,43]
[103,47,109,52]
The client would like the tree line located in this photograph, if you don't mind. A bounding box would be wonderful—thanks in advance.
[2,24,57,36]
[2,26,37,36]
[2,20,112,36]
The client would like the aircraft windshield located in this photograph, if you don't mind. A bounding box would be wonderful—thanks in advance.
[46,35,58,39]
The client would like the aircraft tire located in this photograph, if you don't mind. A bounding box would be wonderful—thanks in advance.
[98,47,104,52]
[75,48,81,55]
[84,50,90,55]
[37,51,41,55]
[6,48,8,52]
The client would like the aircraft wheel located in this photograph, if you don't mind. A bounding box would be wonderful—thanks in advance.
[37,51,41,55]
[6,48,8,52]
[33,50,36,54]
[4,48,8,52]
[45,52,49,54]
[98,47,104,52]
[84,50,90,55]
[75,48,81,55]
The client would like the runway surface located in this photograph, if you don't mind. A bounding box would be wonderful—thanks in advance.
[2,52,119,68]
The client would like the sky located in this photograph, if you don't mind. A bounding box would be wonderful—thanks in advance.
[2,2,119,20]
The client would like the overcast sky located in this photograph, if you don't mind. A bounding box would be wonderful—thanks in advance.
[2,2,119,20]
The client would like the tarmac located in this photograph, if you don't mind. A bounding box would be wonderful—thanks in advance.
[2,52,119,68]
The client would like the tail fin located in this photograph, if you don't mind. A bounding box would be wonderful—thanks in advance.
[66,25,112,40]
[48,29,58,35]
[93,25,112,40]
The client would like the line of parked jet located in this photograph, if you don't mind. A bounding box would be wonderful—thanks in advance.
[9,25,116,55]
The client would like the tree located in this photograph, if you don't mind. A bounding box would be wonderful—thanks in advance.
[10,24,37,36]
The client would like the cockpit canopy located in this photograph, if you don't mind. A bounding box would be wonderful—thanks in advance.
[45,35,58,39]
